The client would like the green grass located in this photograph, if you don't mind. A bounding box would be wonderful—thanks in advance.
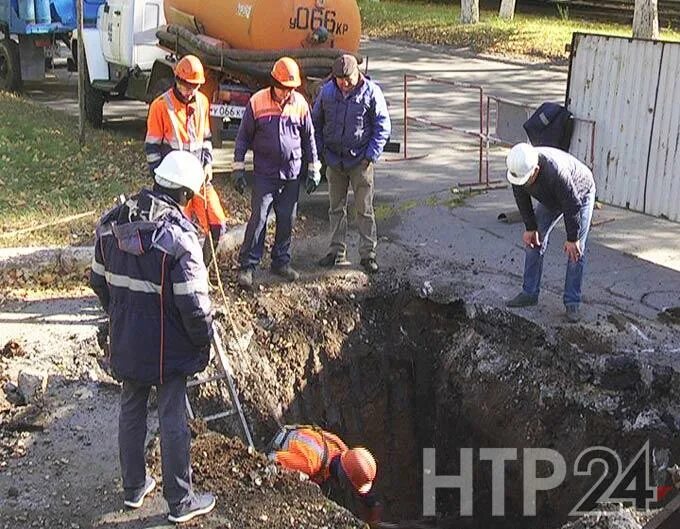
[0,92,147,247]
[359,0,680,62]
[0,92,246,248]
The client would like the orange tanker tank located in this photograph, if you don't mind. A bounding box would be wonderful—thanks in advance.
[165,0,361,53]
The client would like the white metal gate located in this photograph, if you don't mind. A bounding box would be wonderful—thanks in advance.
[567,33,680,221]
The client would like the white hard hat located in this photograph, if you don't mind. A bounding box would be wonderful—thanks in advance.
[154,151,204,194]
[506,143,539,186]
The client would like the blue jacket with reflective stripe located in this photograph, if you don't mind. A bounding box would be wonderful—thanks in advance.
[312,76,391,170]
[90,189,213,385]
[234,88,318,180]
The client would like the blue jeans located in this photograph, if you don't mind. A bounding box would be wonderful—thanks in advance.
[521,187,595,307]
[239,177,300,269]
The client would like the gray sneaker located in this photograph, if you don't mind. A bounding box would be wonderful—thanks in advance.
[506,292,539,308]
[124,476,156,509]
[272,264,300,282]
[566,305,581,322]
[237,268,253,290]
[168,493,216,523]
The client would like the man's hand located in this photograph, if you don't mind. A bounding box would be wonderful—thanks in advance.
[564,240,582,262]
[231,168,247,195]
[305,166,321,194]
[523,230,541,249]
[204,164,213,183]
[360,158,372,170]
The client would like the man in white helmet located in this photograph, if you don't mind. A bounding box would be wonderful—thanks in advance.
[90,151,216,523]
[505,143,596,322]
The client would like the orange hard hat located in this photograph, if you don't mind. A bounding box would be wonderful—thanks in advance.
[340,448,376,494]
[175,55,205,85]
[271,57,301,88]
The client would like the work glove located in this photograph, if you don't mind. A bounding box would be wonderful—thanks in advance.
[305,166,322,195]
[358,500,383,526]
[231,168,247,195]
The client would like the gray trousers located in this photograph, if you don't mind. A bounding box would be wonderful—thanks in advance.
[119,376,193,509]
[326,162,377,260]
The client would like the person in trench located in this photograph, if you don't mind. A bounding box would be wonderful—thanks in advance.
[268,424,383,524]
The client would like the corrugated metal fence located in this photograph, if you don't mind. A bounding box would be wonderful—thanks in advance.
[567,33,680,221]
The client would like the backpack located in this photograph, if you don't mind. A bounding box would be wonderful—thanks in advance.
[523,102,574,151]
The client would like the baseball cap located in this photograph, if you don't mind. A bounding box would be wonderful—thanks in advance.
[332,54,359,78]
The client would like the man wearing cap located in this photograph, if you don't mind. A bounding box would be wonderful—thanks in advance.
[231,56,321,290]
[268,425,382,524]
[505,143,596,322]
[312,54,391,274]
[90,151,216,523]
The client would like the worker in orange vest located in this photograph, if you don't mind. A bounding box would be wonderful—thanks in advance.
[145,54,228,265]
[268,425,383,524]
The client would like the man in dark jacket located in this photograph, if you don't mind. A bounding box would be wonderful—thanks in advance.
[312,54,391,274]
[90,151,216,523]
[231,56,320,290]
[505,143,596,322]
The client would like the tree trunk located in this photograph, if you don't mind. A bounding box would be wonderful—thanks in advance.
[460,0,479,24]
[499,0,517,20]
[633,0,659,39]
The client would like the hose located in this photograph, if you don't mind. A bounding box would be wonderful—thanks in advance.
[157,24,362,81]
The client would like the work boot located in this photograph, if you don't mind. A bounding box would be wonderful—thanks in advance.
[318,252,351,268]
[272,264,300,282]
[124,476,156,509]
[168,493,216,524]
[565,305,581,323]
[237,268,254,290]
[505,292,538,308]
[360,257,379,274]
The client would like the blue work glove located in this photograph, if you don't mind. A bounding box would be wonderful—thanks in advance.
[231,168,247,195]
[305,166,321,194]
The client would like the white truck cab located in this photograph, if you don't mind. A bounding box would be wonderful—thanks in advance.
[81,0,170,127]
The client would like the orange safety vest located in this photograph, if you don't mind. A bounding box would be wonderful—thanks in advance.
[145,88,227,234]
[274,427,348,484]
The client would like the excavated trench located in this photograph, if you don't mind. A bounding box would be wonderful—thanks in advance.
[196,286,680,529]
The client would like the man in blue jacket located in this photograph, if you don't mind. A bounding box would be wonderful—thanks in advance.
[312,54,391,273]
[90,151,216,524]
[231,57,321,290]
[505,143,596,322]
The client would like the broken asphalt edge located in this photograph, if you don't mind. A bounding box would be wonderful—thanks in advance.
[0,219,263,273]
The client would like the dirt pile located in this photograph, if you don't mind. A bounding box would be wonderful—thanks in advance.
[147,429,363,529]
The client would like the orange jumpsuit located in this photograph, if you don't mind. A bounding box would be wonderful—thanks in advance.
[271,427,348,484]
[145,87,227,240]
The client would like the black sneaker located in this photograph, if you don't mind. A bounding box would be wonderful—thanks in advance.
[168,493,216,523]
[318,253,351,268]
[272,265,300,282]
[237,268,253,290]
[360,258,379,274]
[506,292,538,308]
[124,476,156,509]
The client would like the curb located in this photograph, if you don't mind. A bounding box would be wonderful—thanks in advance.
[0,221,257,273]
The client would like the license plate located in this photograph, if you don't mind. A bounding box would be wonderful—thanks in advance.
[210,104,246,119]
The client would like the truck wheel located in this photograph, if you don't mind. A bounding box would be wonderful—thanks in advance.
[83,58,105,128]
[0,39,22,92]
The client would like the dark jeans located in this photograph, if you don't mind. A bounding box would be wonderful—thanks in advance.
[521,187,596,306]
[239,177,300,269]
[119,376,194,510]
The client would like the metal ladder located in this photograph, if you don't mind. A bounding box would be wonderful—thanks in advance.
[185,321,254,449]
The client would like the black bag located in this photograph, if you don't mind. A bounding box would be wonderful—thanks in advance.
[523,102,574,151]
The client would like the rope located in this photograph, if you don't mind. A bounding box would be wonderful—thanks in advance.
[0,210,97,239]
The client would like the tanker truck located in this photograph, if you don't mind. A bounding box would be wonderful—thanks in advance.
[81,0,362,143]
